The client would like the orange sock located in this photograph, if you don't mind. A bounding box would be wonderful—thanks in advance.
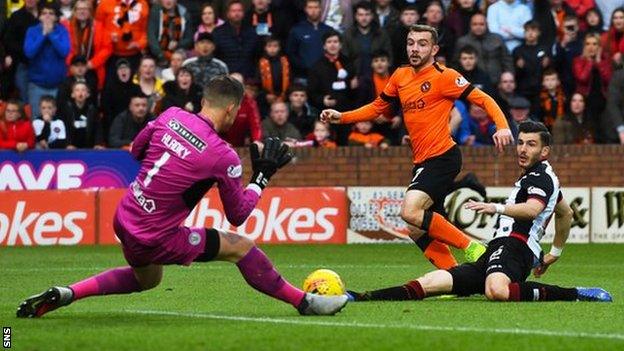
[424,211,470,250]
[423,240,458,270]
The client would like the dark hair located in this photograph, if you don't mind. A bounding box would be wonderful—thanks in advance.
[39,95,57,107]
[459,45,477,56]
[226,0,244,10]
[585,8,604,28]
[401,4,419,14]
[321,30,341,44]
[287,83,307,96]
[176,66,194,80]
[3,99,26,121]
[371,49,390,60]
[263,35,281,47]
[38,2,61,17]
[542,67,558,77]
[204,75,244,107]
[524,20,540,31]
[129,91,149,101]
[353,1,374,14]
[305,0,321,5]
[408,24,439,44]
[140,55,156,65]
[518,121,551,146]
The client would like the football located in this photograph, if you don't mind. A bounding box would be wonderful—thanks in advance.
[302,269,346,296]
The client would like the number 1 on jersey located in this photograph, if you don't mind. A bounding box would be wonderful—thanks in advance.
[144,153,171,187]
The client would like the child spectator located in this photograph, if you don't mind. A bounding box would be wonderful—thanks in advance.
[60,81,103,149]
[0,99,35,151]
[161,66,202,113]
[258,36,291,111]
[457,45,494,96]
[348,121,389,148]
[56,56,98,110]
[311,121,337,148]
[539,68,566,130]
[32,95,67,149]
[513,20,550,112]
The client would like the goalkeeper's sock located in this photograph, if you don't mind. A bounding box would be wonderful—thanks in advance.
[421,211,470,250]
[508,282,578,301]
[236,247,306,307]
[414,234,458,269]
[69,266,142,300]
[357,280,426,301]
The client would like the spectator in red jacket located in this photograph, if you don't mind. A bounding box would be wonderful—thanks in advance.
[0,99,35,151]
[222,72,263,146]
[573,32,611,115]
[62,0,113,91]
[600,7,624,69]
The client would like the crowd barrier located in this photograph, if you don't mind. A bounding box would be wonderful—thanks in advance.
[1,186,623,246]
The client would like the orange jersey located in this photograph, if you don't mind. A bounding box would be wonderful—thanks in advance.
[341,62,509,164]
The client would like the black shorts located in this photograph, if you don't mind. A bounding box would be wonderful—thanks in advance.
[448,236,535,296]
[407,145,462,213]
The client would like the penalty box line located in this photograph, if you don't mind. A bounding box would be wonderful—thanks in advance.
[125,309,624,342]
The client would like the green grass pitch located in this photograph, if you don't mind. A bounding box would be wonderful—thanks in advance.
[1,244,623,350]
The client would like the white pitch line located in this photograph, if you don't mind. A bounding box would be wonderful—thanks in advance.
[125,309,624,342]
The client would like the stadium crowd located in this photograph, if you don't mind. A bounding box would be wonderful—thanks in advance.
[1,0,624,151]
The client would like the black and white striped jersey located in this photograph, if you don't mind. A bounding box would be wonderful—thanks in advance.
[494,160,561,258]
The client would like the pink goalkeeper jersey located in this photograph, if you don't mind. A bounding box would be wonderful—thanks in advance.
[115,107,261,245]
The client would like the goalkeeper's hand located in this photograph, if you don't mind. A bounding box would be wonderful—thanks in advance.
[249,137,293,190]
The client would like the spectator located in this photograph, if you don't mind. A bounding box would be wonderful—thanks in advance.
[348,120,389,148]
[486,0,532,52]
[222,72,263,147]
[600,7,624,69]
[507,96,534,138]
[389,5,419,69]
[573,32,611,117]
[161,49,187,82]
[101,58,141,136]
[513,20,551,112]
[374,0,400,29]
[24,2,70,118]
[307,30,355,145]
[109,93,153,148]
[60,81,103,149]
[494,71,519,119]
[32,95,68,149]
[62,0,112,92]
[604,68,624,144]
[194,3,224,40]
[457,45,494,96]
[258,36,291,112]
[553,92,595,144]
[0,99,34,151]
[421,1,454,63]
[148,0,193,67]
[464,103,496,146]
[58,0,72,21]
[342,1,393,79]
[183,33,229,89]
[261,100,302,144]
[133,56,165,114]
[161,66,202,113]
[533,0,576,49]
[446,0,479,39]
[454,12,513,85]
[212,0,259,78]
[584,7,604,35]
[595,0,624,30]
[320,0,355,33]
[539,68,566,129]
[56,56,98,111]
[558,15,584,95]
[311,120,337,147]
[287,84,318,138]
[3,0,39,102]
[287,0,333,82]
[243,0,292,41]
[95,0,149,80]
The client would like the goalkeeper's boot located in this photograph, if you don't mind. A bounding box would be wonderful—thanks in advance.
[464,241,487,263]
[297,293,348,315]
[576,287,613,302]
[17,286,74,318]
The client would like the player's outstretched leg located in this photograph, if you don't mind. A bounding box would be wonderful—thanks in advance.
[208,229,347,315]
[17,265,159,318]
[411,231,457,270]
[347,270,453,302]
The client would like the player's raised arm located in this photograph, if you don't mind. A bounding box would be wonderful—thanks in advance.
[129,120,156,161]
[464,87,513,152]
[216,138,292,226]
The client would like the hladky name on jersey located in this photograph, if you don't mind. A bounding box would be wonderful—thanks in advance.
[161,133,191,159]
[168,119,206,152]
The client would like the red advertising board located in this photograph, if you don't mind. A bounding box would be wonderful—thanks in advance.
[98,187,347,245]
[0,190,96,246]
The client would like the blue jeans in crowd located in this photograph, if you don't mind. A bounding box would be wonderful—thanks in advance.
[28,82,57,118]
[14,63,29,103]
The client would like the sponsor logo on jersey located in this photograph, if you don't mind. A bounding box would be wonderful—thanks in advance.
[227,164,243,178]
[168,119,206,152]
[420,81,431,92]
[188,231,202,246]
[528,186,547,197]
[455,76,468,87]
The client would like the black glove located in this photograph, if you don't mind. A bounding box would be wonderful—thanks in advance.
[249,137,293,189]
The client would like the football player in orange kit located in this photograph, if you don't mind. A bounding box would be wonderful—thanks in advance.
[321,25,514,269]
